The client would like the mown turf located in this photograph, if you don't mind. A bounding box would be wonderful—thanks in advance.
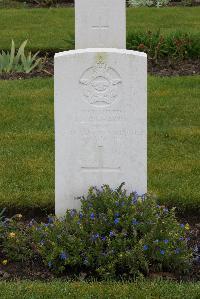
[0,76,199,212]
[148,76,200,212]
[0,280,200,299]
[0,7,200,52]
[0,78,54,210]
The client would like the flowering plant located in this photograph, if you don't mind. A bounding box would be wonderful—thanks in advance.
[1,214,35,263]
[1,184,192,279]
[30,184,191,278]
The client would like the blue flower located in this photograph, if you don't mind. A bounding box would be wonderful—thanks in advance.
[194,256,200,263]
[90,213,95,220]
[132,200,137,205]
[132,219,139,225]
[115,201,120,206]
[179,237,184,241]
[91,233,99,241]
[132,192,138,204]
[160,250,165,255]
[114,218,120,225]
[79,212,83,219]
[186,237,191,241]
[163,208,169,213]
[180,224,185,228]
[164,239,169,244]
[109,231,115,237]
[70,209,76,217]
[91,234,96,241]
[60,216,65,222]
[48,217,54,224]
[175,248,180,254]
[121,201,125,207]
[59,252,68,260]
[48,261,52,268]
[40,240,45,245]
[101,236,106,241]
[77,221,81,225]
[28,219,37,227]
[141,194,146,201]
[115,212,120,217]
[143,245,148,251]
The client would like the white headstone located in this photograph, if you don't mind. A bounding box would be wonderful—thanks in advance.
[55,49,147,215]
[75,0,126,49]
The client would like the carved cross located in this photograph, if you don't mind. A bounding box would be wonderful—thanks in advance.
[91,16,109,45]
[81,146,120,172]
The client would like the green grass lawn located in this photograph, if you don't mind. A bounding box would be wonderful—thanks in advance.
[0,7,200,51]
[0,280,200,299]
[0,76,199,212]
[0,78,54,211]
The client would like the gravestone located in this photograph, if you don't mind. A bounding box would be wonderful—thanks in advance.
[75,0,126,49]
[55,1,147,216]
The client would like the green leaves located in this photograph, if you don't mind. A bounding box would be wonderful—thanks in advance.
[0,40,42,74]
[128,0,170,7]
[0,208,6,223]
[127,31,200,62]
[0,185,191,279]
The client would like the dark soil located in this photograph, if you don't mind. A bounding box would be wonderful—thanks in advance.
[0,57,53,80]
[0,57,199,80]
[0,259,54,281]
[148,58,200,76]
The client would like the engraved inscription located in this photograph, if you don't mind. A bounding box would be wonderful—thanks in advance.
[68,127,145,137]
[80,61,122,107]
[78,110,127,122]
[92,16,109,31]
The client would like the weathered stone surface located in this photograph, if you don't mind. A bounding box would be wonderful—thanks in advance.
[55,49,147,215]
[75,0,126,49]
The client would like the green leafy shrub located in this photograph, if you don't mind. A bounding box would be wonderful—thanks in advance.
[3,184,191,279]
[0,40,42,74]
[181,0,192,6]
[128,0,170,7]
[16,0,73,7]
[127,31,200,62]
[1,214,35,262]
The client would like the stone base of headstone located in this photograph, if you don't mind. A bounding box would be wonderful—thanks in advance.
[55,48,147,216]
